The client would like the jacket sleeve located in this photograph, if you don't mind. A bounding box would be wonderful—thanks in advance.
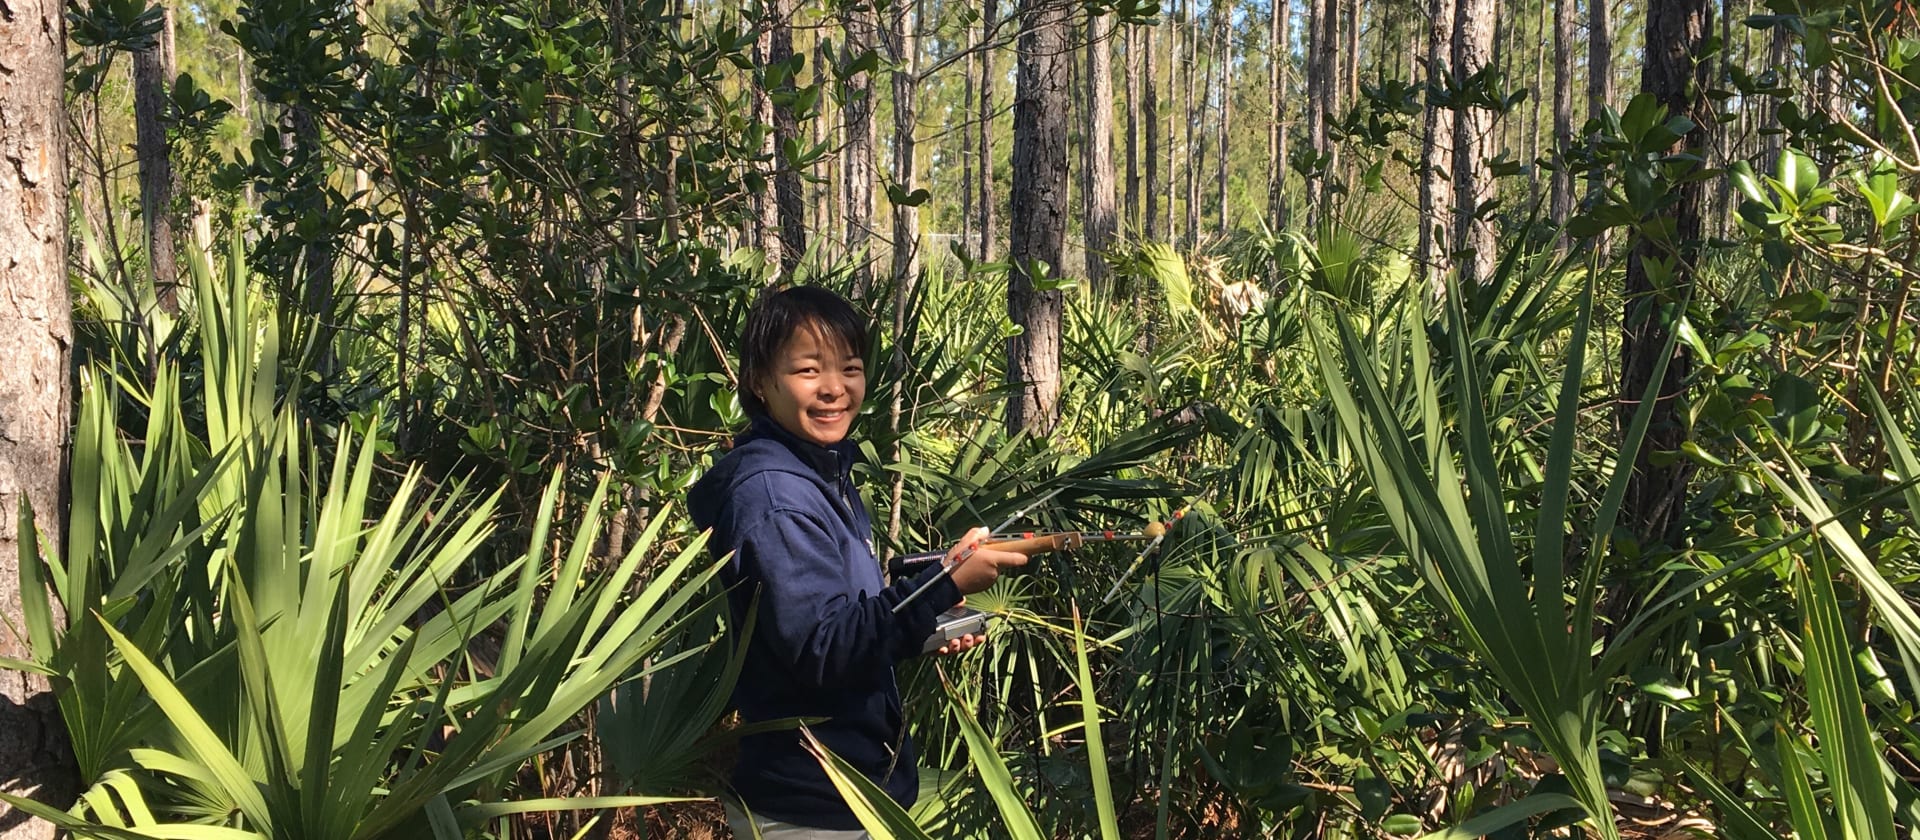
[733,508,963,690]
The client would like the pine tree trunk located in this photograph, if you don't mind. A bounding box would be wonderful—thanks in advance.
[0,1,79,833]
[1269,0,1290,228]
[770,0,805,272]
[1551,0,1576,229]
[1303,0,1327,224]
[1085,11,1118,289]
[752,13,783,269]
[1343,0,1359,121]
[1007,0,1071,435]
[1144,16,1161,241]
[133,2,179,312]
[1528,0,1546,210]
[978,0,998,260]
[963,33,977,256]
[1620,0,1710,550]
[1758,20,1788,170]
[1416,0,1456,295]
[1216,0,1232,236]
[843,1,879,291]
[1125,24,1141,232]
[816,37,836,247]
[1715,0,1733,238]
[887,0,920,287]
[1182,0,1200,247]
[1585,0,1611,216]
[1451,0,1498,288]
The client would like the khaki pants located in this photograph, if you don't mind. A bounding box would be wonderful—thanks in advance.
[722,803,871,840]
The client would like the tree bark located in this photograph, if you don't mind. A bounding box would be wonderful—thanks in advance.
[1343,0,1359,125]
[1528,0,1546,210]
[1124,24,1141,232]
[1269,0,1289,228]
[963,31,977,257]
[1585,0,1612,221]
[1215,0,1232,237]
[0,0,80,834]
[1550,0,1576,230]
[1303,0,1328,224]
[752,11,783,269]
[816,37,837,247]
[1620,0,1710,550]
[1144,16,1161,241]
[842,1,879,291]
[1758,18,1788,171]
[886,0,920,287]
[133,2,180,312]
[1085,10,1118,289]
[1182,0,1199,247]
[1007,0,1070,435]
[769,0,805,273]
[1416,0,1457,295]
[977,0,998,260]
[1451,0,1498,288]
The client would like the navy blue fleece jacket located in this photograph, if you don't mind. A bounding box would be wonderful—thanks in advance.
[687,416,962,829]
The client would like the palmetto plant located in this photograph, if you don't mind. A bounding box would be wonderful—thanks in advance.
[1310,263,1656,840]
[2,241,731,838]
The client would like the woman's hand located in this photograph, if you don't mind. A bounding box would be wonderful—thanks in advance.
[946,526,1030,595]
[934,631,985,656]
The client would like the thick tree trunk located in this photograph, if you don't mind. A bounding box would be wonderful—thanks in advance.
[1303,0,1328,224]
[1269,0,1289,228]
[1007,0,1070,435]
[1215,0,1232,236]
[769,0,805,273]
[977,0,998,261]
[1585,0,1612,217]
[1620,0,1710,550]
[886,0,920,287]
[133,3,179,312]
[1451,0,1498,288]
[0,1,79,834]
[1144,17,1161,241]
[1551,0,1576,229]
[1085,11,1117,289]
[842,1,879,291]
[1416,0,1457,295]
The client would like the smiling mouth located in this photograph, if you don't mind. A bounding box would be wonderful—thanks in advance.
[810,409,847,421]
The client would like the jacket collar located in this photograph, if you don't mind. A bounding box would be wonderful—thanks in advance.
[742,414,860,482]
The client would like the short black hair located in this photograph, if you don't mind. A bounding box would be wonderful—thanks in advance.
[737,285,869,418]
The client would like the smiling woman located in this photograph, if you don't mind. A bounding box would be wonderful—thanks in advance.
[751,315,867,448]
[686,286,1025,837]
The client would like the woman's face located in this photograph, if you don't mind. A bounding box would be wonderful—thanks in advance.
[754,321,866,447]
